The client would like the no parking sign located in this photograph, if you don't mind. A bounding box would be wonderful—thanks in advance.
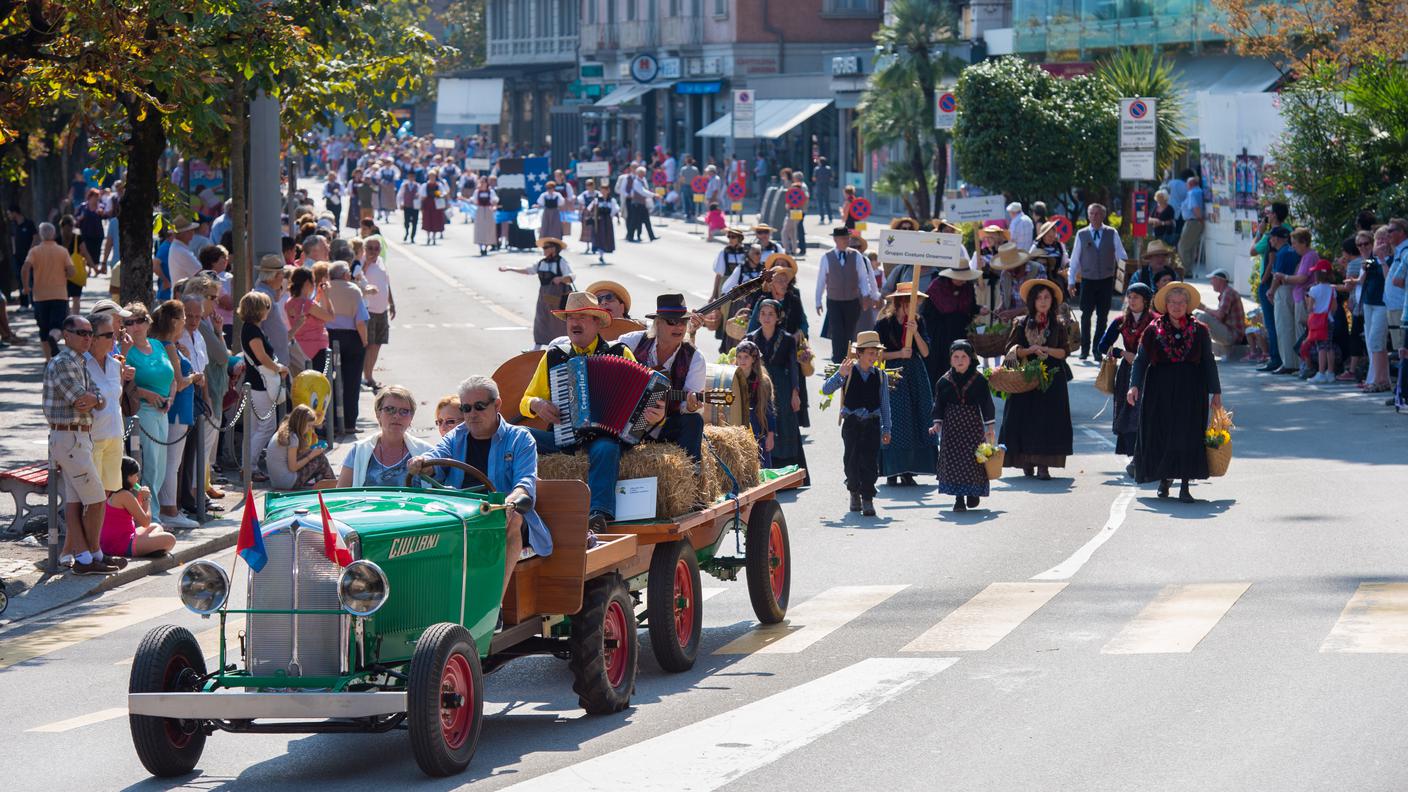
[727,182,745,201]
[848,197,872,222]
[1050,214,1073,244]
[785,186,808,209]
[691,175,710,194]
[652,169,668,187]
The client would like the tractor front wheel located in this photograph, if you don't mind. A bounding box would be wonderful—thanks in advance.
[129,625,208,777]
[408,623,484,777]
[568,574,638,714]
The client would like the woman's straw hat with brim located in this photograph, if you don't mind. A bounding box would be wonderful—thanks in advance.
[849,234,868,254]
[1153,281,1200,313]
[551,291,611,323]
[765,252,798,280]
[537,237,566,250]
[1143,239,1176,259]
[884,282,921,301]
[1036,219,1060,240]
[929,219,962,234]
[726,226,747,239]
[852,330,885,351]
[980,224,1011,242]
[940,262,982,281]
[889,217,920,231]
[752,223,775,234]
[585,280,631,315]
[1018,277,1064,308]
[989,242,1031,271]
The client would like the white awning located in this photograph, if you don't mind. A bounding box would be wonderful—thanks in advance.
[1172,56,1282,140]
[594,82,676,107]
[695,99,833,139]
[435,78,505,126]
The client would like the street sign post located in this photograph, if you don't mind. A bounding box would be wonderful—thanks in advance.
[732,89,755,140]
[576,160,610,178]
[1119,98,1157,149]
[1119,149,1156,181]
[935,90,957,130]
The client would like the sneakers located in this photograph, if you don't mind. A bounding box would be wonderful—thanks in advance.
[163,513,200,529]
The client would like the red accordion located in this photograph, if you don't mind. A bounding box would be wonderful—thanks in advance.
[548,355,669,446]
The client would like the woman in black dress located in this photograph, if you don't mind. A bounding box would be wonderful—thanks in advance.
[746,255,813,427]
[1128,282,1223,502]
[875,284,935,486]
[924,262,982,378]
[745,299,808,478]
[931,340,996,512]
[1096,282,1155,473]
[999,279,1073,480]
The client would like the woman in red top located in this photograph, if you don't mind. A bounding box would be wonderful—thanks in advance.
[284,268,334,374]
[100,457,176,558]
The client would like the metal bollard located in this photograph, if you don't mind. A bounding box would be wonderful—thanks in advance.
[194,418,207,523]
[46,459,59,573]
[330,339,343,437]
[242,383,254,493]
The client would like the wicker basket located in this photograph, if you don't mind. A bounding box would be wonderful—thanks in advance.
[969,331,1009,359]
[1206,441,1231,477]
[983,448,1005,480]
[987,367,1039,395]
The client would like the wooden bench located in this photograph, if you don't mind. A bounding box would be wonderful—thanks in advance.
[0,464,61,538]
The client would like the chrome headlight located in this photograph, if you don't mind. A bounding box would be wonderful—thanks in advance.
[337,560,390,616]
[179,560,229,615]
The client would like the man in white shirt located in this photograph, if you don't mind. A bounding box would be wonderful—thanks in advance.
[1007,202,1034,251]
[623,166,658,243]
[703,165,724,207]
[1067,203,1128,359]
[166,219,203,285]
[816,227,879,362]
[618,294,706,462]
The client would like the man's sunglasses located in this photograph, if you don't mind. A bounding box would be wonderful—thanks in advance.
[459,400,495,413]
[65,328,93,337]
[660,317,688,327]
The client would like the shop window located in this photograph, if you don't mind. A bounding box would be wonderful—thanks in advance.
[823,0,879,16]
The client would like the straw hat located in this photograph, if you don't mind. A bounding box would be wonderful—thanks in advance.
[537,237,565,250]
[1018,277,1064,308]
[1036,219,1061,240]
[585,280,631,315]
[885,282,921,301]
[765,252,798,280]
[980,224,1010,242]
[940,263,982,282]
[551,292,611,323]
[752,223,774,234]
[929,219,962,234]
[889,217,920,231]
[173,218,199,234]
[989,242,1031,271]
[1143,239,1176,259]
[852,330,884,350]
[1153,281,1200,313]
[726,226,747,239]
[258,253,286,272]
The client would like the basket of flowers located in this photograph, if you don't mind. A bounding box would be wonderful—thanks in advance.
[1204,406,1234,477]
[976,442,1006,480]
[967,319,1011,358]
[985,357,1053,397]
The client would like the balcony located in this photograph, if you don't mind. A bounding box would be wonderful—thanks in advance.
[487,34,578,65]
[580,23,619,56]
[618,20,660,50]
[661,15,704,48]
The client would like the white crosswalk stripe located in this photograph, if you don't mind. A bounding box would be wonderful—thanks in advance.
[1321,582,1408,653]
[903,582,1067,653]
[714,585,908,655]
[1102,583,1250,654]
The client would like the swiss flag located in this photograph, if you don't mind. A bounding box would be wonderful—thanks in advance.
[318,492,352,567]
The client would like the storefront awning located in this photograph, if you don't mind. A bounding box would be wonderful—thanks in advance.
[1172,56,1282,140]
[594,82,676,107]
[695,99,833,139]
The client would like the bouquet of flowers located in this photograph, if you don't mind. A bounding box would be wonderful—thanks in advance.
[976,442,1006,480]
[974,442,1004,464]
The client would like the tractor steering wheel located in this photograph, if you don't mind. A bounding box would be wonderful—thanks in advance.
[405,458,497,493]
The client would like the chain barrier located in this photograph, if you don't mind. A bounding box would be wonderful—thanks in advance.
[322,347,334,379]
[200,388,251,434]
[134,418,191,447]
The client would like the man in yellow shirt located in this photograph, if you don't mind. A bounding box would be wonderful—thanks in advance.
[522,292,665,534]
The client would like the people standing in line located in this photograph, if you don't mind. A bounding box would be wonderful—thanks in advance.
[816,227,880,363]
[1096,283,1155,473]
[419,170,448,245]
[999,279,1073,480]
[1179,174,1207,275]
[820,331,891,517]
[536,181,566,242]
[1252,218,1291,372]
[120,302,175,497]
[324,262,370,436]
[1165,169,1190,241]
[1006,202,1034,251]
[284,267,333,376]
[44,314,117,575]
[1270,227,1316,377]
[399,176,421,243]
[151,299,200,529]
[21,222,73,360]
[1358,227,1393,392]
[499,238,573,348]
[1195,269,1247,358]
[812,157,834,224]
[1067,203,1128,361]
[1128,282,1223,502]
[931,340,996,513]
[1384,218,1408,405]
[876,284,935,487]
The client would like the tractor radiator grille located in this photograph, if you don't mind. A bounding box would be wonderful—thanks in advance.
[246,525,345,678]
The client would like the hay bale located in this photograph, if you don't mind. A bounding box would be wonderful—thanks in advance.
[703,424,761,492]
[536,443,698,519]
[536,452,588,482]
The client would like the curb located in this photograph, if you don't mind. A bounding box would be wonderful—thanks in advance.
[88,524,240,597]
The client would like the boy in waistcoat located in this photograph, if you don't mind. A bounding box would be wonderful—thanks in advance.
[820,331,891,516]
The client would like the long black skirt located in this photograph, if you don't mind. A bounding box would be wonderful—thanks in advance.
[1112,359,1140,456]
[1134,361,1210,483]
[999,369,1072,468]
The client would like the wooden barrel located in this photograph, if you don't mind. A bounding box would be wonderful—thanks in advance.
[492,351,548,429]
[703,363,737,427]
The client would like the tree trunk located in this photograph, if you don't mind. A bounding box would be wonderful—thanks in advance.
[118,100,166,307]
[909,143,931,221]
[931,138,948,221]
[229,77,249,313]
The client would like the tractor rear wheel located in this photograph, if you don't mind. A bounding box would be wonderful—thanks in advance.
[568,574,638,714]
[646,540,703,672]
[745,500,791,624]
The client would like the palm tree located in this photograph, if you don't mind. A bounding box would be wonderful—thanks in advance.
[1094,48,1187,179]
[861,0,963,220]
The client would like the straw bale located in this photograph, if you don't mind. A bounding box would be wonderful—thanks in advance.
[536,443,698,518]
[703,424,761,492]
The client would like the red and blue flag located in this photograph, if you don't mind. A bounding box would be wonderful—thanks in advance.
[236,485,267,572]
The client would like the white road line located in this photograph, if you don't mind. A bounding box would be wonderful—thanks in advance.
[1102,583,1250,654]
[1321,583,1408,653]
[902,582,1067,653]
[714,585,908,655]
[0,597,180,670]
[26,707,128,733]
[485,326,529,331]
[1030,487,1136,581]
[637,274,659,282]
[701,587,726,602]
[1080,426,1117,448]
[497,657,956,792]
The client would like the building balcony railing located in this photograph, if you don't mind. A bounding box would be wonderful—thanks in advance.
[579,23,618,55]
[661,15,703,48]
[487,34,577,64]
[617,20,660,50]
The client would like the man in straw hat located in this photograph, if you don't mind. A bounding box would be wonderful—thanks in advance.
[618,294,707,462]
[253,253,291,366]
[988,243,1048,321]
[1128,239,1176,291]
[519,292,662,535]
[1067,203,1129,360]
[817,226,880,363]
[1195,268,1248,356]
[820,330,891,516]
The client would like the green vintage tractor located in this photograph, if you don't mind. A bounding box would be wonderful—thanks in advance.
[126,460,802,778]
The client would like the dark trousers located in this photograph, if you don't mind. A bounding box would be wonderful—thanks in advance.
[796,218,807,255]
[841,414,882,498]
[827,298,863,362]
[328,329,365,433]
[625,201,642,241]
[1078,276,1116,357]
[34,299,68,356]
[815,189,832,223]
[1258,290,1281,370]
[528,428,621,518]
[653,412,703,462]
[402,206,419,240]
[640,204,657,240]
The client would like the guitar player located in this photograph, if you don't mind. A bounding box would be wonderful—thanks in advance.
[618,294,707,465]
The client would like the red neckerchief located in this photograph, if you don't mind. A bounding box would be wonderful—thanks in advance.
[1121,310,1154,349]
[1152,313,1197,362]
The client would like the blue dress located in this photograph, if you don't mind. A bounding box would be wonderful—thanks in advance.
[875,315,936,477]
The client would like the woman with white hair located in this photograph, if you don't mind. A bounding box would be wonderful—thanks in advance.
[1152,189,1177,246]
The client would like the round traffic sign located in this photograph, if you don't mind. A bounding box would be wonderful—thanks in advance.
[1051,214,1073,244]
[784,186,808,209]
[938,92,956,113]
[1128,100,1148,119]
[690,175,710,193]
[630,54,660,84]
[848,197,872,222]
[652,169,668,187]
[727,181,745,200]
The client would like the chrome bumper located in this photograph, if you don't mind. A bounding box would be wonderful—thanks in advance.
[128,691,406,720]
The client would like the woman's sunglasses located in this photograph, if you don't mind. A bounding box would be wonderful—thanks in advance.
[123,317,149,327]
[378,405,413,417]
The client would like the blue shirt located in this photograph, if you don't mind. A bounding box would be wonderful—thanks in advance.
[427,416,552,556]
[1273,245,1300,277]
[1386,239,1408,314]
[1166,179,1189,220]
[155,239,173,301]
[820,366,891,435]
[324,292,370,331]
[1181,186,1205,220]
[168,353,194,426]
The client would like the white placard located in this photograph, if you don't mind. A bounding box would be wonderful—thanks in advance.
[576,160,611,178]
[466,157,491,171]
[1120,149,1156,181]
[934,90,957,130]
[879,229,966,269]
[433,138,456,150]
[732,89,755,140]
[614,477,658,522]
[941,194,1008,223]
[1119,97,1157,150]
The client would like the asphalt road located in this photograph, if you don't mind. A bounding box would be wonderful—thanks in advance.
[3,209,1407,791]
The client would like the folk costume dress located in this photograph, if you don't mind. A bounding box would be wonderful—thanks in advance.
[577,189,598,246]
[532,255,573,346]
[1131,315,1222,483]
[588,193,617,254]
[728,368,777,467]
[747,286,813,427]
[419,180,448,235]
[999,315,1074,469]
[933,366,996,497]
[745,326,807,475]
[875,314,936,478]
[473,188,499,248]
[1096,308,1155,455]
[926,275,981,378]
[536,190,565,241]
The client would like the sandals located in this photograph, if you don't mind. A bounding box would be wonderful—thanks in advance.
[1363,383,1391,393]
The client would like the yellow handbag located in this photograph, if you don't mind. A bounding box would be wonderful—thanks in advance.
[1095,355,1118,395]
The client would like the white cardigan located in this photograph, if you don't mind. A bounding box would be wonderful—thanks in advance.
[342,432,435,488]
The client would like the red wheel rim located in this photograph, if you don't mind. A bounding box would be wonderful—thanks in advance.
[603,599,629,688]
[673,557,694,648]
[768,520,786,601]
[162,654,194,748]
[439,653,474,750]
